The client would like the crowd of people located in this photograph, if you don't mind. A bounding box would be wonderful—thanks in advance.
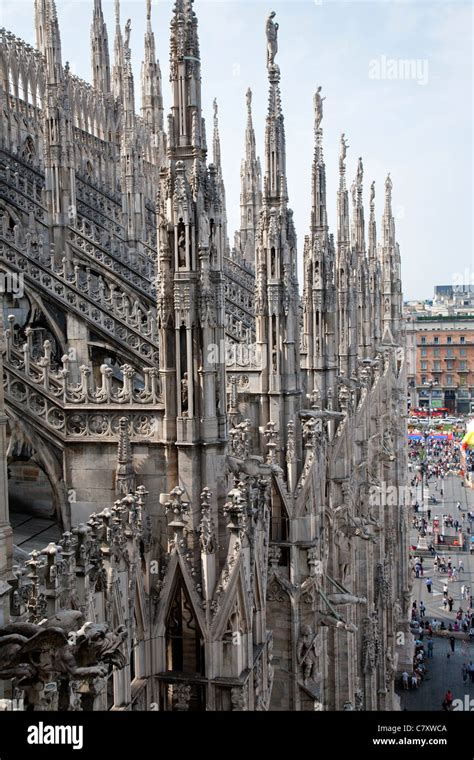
[403,420,474,708]
[408,435,462,482]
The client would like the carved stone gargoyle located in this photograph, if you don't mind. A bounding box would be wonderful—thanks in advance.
[0,609,127,689]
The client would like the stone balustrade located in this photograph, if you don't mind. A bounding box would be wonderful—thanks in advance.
[0,234,159,365]
[4,316,161,405]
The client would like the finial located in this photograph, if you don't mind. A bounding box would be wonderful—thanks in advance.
[115,0,121,25]
[339,133,349,174]
[357,157,363,189]
[115,417,135,496]
[213,97,218,124]
[146,0,151,22]
[314,85,325,130]
[370,181,375,207]
[246,87,252,116]
[266,10,279,69]
[125,18,131,46]
[384,173,393,214]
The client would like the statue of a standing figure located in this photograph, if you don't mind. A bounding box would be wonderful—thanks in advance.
[181,372,188,416]
[314,86,325,129]
[370,181,375,206]
[124,19,131,51]
[297,625,322,685]
[199,212,210,248]
[266,11,279,68]
[246,87,252,113]
[340,133,349,164]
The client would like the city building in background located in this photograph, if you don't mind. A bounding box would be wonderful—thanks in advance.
[405,287,474,414]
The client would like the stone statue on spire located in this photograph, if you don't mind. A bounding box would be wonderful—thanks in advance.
[357,157,363,186]
[124,18,131,51]
[314,86,325,129]
[370,181,375,206]
[146,0,151,22]
[339,133,349,168]
[246,87,252,113]
[266,11,279,68]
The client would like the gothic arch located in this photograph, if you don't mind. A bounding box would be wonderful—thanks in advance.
[6,410,69,531]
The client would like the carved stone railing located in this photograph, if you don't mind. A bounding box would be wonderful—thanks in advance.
[68,225,155,299]
[76,177,123,225]
[3,319,162,405]
[0,151,156,295]
[0,151,44,202]
[4,366,160,441]
[224,305,255,344]
[73,214,155,280]
[0,235,159,365]
[0,166,46,223]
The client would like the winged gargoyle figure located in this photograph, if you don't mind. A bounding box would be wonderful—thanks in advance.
[0,610,127,685]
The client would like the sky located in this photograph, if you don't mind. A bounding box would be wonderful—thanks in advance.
[0,0,472,301]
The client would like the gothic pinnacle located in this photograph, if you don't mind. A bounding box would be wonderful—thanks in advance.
[91,0,111,93]
[213,98,221,169]
[384,172,393,215]
[339,132,349,190]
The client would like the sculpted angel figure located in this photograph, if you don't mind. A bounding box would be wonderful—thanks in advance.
[124,19,131,51]
[314,86,325,129]
[266,11,279,68]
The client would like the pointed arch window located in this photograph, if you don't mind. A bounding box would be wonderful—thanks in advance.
[166,574,205,675]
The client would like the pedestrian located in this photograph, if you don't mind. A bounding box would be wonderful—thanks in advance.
[402,670,409,690]
[427,638,434,658]
[469,662,474,683]
[452,568,458,582]
[458,558,464,573]
[443,597,448,610]
[420,601,426,618]
[442,689,454,711]
[457,501,462,512]
[427,508,431,521]
[448,596,454,612]
[411,673,418,689]
[462,663,468,685]
[450,635,455,653]
[426,577,433,594]
[443,583,448,598]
